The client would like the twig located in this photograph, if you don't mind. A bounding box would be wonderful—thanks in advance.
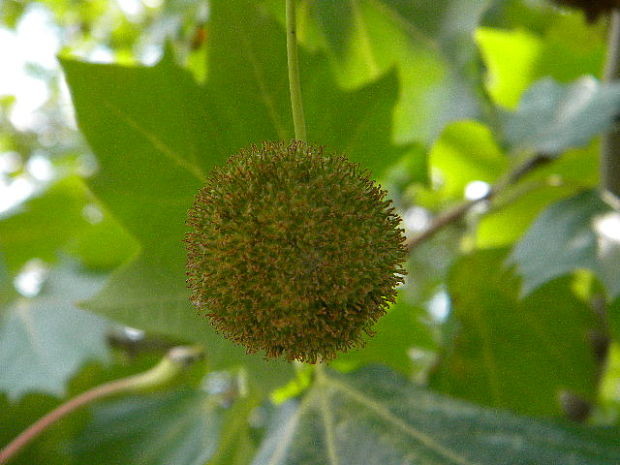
[405,153,553,251]
[602,9,620,205]
[0,346,204,465]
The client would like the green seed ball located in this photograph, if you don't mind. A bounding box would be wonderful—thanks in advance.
[185,141,407,363]
[551,0,620,22]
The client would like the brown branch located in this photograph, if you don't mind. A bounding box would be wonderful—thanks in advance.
[406,153,553,252]
[0,346,204,465]
[602,9,620,206]
[0,379,132,464]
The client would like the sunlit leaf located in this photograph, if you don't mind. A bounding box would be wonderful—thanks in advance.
[429,120,506,200]
[477,10,606,109]
[475,28,543,109]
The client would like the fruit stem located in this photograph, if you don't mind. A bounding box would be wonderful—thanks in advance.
[0,346,204,465]
[286,0,307,142]
[602,8,620,207]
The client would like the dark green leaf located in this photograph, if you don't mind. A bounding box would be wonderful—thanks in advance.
[253,366,620,465]
[0,263,110,400]
[0,177,89,275]
[504,78,620,155]
[430,249,600,416]
[72,390,220,465]
[61,9,287,384]
[303,66,408,178]
[509,190,620,298]
[332,298,435,376]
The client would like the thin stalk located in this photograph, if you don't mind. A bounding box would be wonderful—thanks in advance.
[602,9,620,206]
[286,0,307,142]
[0,346,203,465]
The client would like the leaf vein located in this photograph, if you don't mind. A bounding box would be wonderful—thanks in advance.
[324,375,479,465]
[238,24,288,141]
[102,101,207,182]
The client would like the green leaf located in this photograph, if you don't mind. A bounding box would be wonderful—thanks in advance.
[69,221,138,271]
[0,255,15,310]
[0,263,110,400]
[332,298,435,376]
[533,14,606,83]
[303,65,407,178]
[208,395,260,465]
[61,0,405,389]
[509,190,620,298]
[475,27,543,109]
[599,342,620,415]
[67,205,139,271]
[72,390,221,465]
[253,366,620,465]
[484,0,565,32]
[429,120,507,200]
[430,249,600,416]
[0,177,89,275]
[475,142,599,248]
[611,298,620,344]
[273,0,492,144]
[476,14,606,109]
[504,77,620,155]
[0,176,137,274]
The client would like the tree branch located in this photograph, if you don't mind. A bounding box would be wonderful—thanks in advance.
[0,346,204,465]
[602,9,620,206]
[405,153,553,251]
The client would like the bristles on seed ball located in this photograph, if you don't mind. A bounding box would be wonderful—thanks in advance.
[185,141,407,363]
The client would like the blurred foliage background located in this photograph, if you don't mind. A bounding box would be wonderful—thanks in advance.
[1,0,620,463]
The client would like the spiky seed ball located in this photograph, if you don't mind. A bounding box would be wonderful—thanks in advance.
[185,141,407,363]
[551,0,620,22]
